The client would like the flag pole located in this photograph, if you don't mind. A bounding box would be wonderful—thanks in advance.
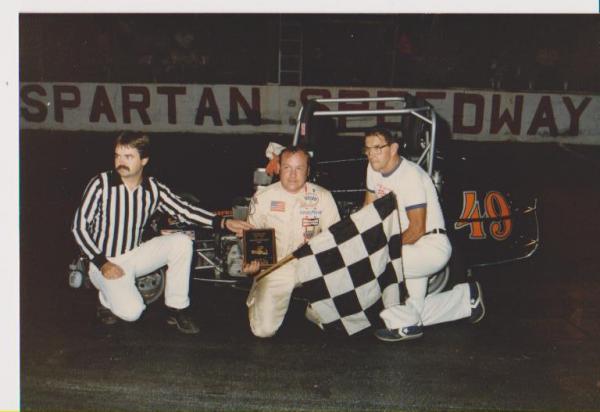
[252,253,296,282]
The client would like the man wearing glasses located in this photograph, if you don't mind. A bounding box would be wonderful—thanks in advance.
[362,127,485,342]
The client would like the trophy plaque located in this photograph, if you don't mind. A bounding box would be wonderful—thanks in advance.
[242,229,277,268]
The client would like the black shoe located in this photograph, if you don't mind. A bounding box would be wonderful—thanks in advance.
[166,307,200,335]
[97,304,119,326]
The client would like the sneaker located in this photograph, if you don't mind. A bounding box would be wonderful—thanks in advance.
[166,307,200,335]
[374,324,423,342]
[469,281,486,324]
[97,304,119,326]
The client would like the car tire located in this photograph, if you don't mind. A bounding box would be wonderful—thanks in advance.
[426,265,450,296]
[426,249,468,295]
[135,267,166,304]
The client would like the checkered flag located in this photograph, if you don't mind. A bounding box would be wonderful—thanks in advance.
[293,192,403,335]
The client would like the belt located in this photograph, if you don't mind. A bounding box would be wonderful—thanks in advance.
[425,228,446,235]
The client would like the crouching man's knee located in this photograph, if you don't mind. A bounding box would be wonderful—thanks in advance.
[250,322,278,338]
[113,302,145,322]
[248,307,282,338]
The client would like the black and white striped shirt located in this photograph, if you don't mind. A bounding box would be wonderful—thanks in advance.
[72,170,222,268]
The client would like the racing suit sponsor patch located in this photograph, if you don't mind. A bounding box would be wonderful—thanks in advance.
[302,217,320,227]
[303,191,320,206]
[300,207,322,218]
[303,224,320,240]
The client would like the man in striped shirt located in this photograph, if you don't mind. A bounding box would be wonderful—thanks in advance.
[72,131,252,334]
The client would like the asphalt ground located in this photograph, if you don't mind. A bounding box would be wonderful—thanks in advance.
[19,132,600,411]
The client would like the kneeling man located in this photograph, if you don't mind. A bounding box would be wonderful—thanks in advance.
[244,146,340,337]
[72,131,251,334]
[363,127,485,342]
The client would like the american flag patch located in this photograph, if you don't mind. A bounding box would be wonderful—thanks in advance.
[270,200,285,212]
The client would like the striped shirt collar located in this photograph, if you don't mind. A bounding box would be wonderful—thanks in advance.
[107,170,152,190]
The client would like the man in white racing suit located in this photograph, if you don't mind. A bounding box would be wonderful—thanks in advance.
[363,127,485,342]
[244,146,340,338]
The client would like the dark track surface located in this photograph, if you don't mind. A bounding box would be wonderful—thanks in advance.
[20,132,600,411]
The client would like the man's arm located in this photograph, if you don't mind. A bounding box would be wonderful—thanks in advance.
[402,206,426,245]
[364,164,377,206]
[322,191,341,228]
[155,179,251,236]
[71,175,108,268]
[246,193,266,229]
[364,189,426,244]
[72,175,125,278]
[155,180,216,227]
[224,218,253,237]
[397,165,428,245]
[241,194,265,276]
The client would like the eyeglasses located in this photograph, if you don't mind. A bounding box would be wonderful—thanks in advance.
[362,144,390,155]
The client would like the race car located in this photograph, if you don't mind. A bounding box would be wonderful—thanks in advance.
[68,95,540,301]
[187,94,539,294]
[285,95,540,293]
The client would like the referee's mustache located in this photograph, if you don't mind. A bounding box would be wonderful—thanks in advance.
[116,165,130,171]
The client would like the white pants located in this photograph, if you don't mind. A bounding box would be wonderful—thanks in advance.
[89,233,193,322]
[380,234,472,329]
[246,261,298,338]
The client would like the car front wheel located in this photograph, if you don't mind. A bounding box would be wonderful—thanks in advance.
[426,249,468,296]
[135,268,166,304]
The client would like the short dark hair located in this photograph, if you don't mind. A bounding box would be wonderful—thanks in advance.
[279,145,311,165]
[115,131,150,159]
[364,127,399,145]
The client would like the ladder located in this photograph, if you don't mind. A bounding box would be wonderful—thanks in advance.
[278,16,303,85]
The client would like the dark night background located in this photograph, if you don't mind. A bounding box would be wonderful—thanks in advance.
[20,14,600,91]
[17,13,600,412]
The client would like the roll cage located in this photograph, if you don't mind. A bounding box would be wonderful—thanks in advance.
[292,96,438,177]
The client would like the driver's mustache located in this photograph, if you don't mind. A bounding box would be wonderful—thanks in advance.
[117,165,129,171]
